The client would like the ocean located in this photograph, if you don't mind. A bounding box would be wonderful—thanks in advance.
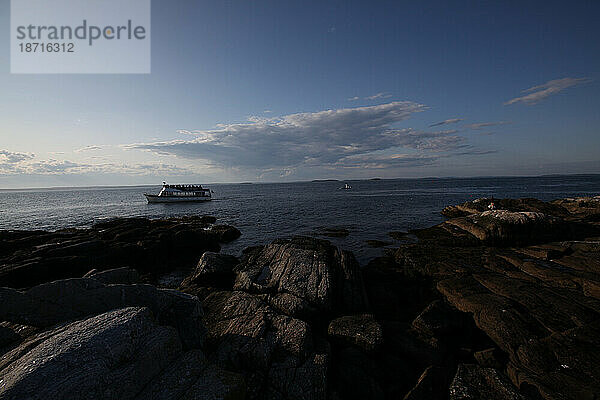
[1,174,599,264]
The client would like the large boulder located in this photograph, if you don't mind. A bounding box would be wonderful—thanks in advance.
[445,210,566,246]
[327,314,383,353]
[0,307,244,400]
[233,236,369,318]
[0,277,205,349]
[180,252,239,288]
[202,290,328,400]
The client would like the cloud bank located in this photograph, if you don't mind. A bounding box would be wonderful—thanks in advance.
[125,102,484,171]
[504,77,591,105]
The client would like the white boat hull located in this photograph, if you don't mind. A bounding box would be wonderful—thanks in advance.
[144,194,212,203]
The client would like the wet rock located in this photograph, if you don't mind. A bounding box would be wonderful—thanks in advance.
[448,364,524,400]
[210,225,242,242]
[233,236,369,318]
[327,314,383,353]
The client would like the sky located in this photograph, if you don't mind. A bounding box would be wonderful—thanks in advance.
[1,0,599,188]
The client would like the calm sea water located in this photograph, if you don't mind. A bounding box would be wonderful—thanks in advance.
[1,175,599,263]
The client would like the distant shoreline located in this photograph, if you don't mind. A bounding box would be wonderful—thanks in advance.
[1,172,599,192]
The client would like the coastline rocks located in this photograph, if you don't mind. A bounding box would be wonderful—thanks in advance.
[445,210,565,246]
[83,266,140,284]
[449,364,524,400]
[0,307,243,400]
[0,277,205,349]
[441,198,569,219]
[0,216,240,288]
[180,252,239,289]
[202,290,328,400]
[233,236,369,318]
[327,314,383,353]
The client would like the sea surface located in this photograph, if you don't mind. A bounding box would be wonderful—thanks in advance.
[1,175,599,264]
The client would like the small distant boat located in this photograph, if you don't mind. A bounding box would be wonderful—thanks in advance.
[338,183,352,190]
[144,182,212,203]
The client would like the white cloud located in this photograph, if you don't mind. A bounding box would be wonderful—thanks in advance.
[504,77,591,105]
[365,92,392,100]
[465,121,510,130]
[74,145,109,153]
[429,118,464,127]
[0,149,35,164]
[125,102,434,168]
[0,155,199,177]
[347,96,360,101]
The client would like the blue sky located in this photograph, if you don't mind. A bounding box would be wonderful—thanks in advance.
[1,0,599,188]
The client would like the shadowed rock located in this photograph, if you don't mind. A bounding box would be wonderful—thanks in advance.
[449,364,524,400]
[0,307,244,400]
[202,290,328,400]
[327,314,383,353]
[0,278,205,349]
[233,236,369,318]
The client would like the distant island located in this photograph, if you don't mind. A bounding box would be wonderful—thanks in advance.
[311,179,340,182]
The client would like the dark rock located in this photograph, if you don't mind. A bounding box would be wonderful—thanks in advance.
[210,225,242,242]
[441,198,570,219]
[474,348,506,370]
[445,210,566,246]
[180,252,239,289]
[331,347,385,400]
[403,365,449,400]
[0,278,205,349]
[448,364,524,400]
[0,216,238,288]
[411,300,471,338]
[327,314,383,353]
[83,267,140,284]
[133,349,246,400]
[202,290,328,399]
[0,307,242,400]
[0,307,180,400]
[233,236,369,318]
[388,231,409,240]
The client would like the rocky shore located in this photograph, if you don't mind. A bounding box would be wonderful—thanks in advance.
[0,196,599,399]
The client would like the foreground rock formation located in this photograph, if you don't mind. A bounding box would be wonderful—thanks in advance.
[0,216,241,288]
[1,196,599,399]
[381,195,600,399]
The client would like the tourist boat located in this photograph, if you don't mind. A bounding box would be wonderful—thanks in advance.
[338,183,352,190]
[144,182,212,203]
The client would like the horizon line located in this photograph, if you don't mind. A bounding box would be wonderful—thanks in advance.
[0,172,598,191]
